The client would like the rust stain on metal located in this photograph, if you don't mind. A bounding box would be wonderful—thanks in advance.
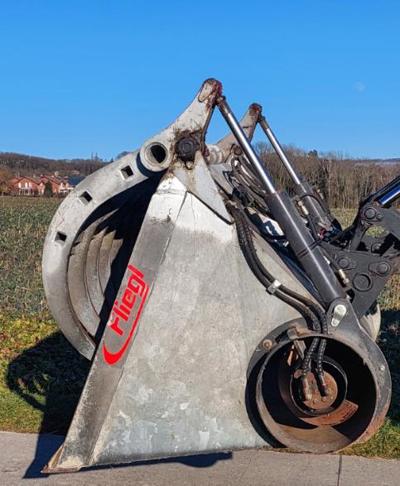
[302,399,359,426]
[197,78,222,107]
[301,371,338,411]
[249,103,262,116]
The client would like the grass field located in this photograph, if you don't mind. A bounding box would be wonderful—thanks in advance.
[0,197,89,435]
[0,196,399,457]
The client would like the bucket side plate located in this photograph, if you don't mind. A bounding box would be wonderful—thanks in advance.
[46,176,309,472]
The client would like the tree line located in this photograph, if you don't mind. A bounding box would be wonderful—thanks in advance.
[257,143,400,208]
[1,148,399,208]
[0,152,107,177]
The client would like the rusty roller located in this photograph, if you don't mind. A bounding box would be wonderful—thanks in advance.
[42,79,396,472]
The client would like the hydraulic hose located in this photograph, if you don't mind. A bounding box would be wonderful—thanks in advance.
[230,204,328,390]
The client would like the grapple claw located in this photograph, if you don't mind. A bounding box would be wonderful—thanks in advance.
[42,79,396,472]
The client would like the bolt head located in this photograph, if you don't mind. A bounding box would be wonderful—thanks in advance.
[338,257,350,269]
[262,339,273,351]
[176,136,200,162]
[377,262,390,275]
[364,207,376,219]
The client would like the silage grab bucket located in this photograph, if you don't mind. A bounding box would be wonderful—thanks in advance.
[42,79,394,473]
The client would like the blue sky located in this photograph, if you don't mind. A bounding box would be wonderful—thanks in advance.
[0,1,399,160]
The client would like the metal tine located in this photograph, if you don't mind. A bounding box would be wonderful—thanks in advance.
[81,194,152,342]
[67,203,131,340]
[85,227,108,314]
[67,211,115,337]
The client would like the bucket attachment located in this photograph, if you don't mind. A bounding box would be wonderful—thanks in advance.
[42,79,398,472]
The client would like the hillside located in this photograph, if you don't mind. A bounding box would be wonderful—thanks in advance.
[0,152,108,177]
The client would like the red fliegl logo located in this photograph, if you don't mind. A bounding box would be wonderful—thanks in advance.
[102,264,149,365]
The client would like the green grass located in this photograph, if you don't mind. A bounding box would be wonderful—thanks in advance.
[0,196,89,434]
[0,196,60,317]
[343,309,400,459]
[0,314,88,434]
[0,197,399,459]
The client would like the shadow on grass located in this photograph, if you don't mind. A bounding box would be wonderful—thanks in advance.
[379,309,400,426]
[6,331,231,479]
[6,331,89,478]
[6,331,90,436]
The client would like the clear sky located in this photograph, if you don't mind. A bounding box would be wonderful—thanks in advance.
[0,1,399,160]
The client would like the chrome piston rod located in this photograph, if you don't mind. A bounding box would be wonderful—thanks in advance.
[258,115,302,185]
[258,113,333,230]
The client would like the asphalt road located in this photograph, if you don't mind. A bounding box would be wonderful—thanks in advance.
[1,432,399,485]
